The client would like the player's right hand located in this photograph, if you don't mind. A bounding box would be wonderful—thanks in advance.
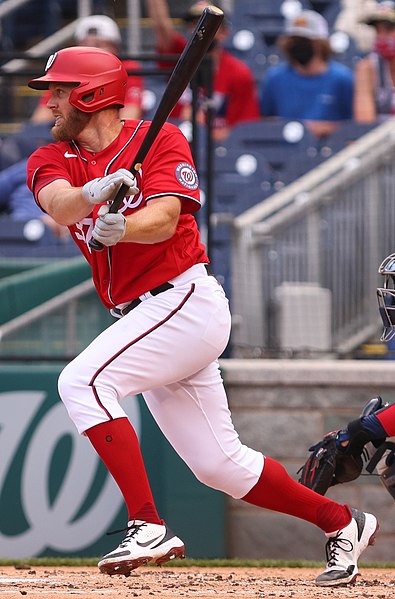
[82,169,139,205]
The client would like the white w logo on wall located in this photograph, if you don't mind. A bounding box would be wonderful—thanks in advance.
[0,391,141,558]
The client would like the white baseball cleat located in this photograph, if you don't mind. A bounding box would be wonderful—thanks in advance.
[315,508,378,587]
[98,520,185,576]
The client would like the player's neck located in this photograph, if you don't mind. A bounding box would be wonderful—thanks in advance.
[76,110,123,153]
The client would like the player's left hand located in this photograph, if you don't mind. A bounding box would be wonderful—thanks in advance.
[297,431,363,495]
[91,205,126,246]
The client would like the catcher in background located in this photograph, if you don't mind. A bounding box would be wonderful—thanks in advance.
[298,396,395,498]
[299,252,395,498]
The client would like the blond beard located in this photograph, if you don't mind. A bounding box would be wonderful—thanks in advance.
[52,106,92,141]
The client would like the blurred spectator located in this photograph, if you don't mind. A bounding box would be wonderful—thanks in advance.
[0,159,68,238]
[353,1,395,123]
[0,12,125,247]
[334,0,378,53]
[31,14,144,123]
[259,10,354,139]
[144,0,261,140]
[0,160,41,220]
[0,122,52,170]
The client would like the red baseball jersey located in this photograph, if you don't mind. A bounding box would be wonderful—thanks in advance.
[158,32,261,126]
[27,120,209,309]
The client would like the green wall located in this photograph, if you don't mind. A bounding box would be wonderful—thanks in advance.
[0,363,225,559]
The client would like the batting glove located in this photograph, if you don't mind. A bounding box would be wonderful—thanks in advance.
[82,169,139,205]
[91,205,126,246]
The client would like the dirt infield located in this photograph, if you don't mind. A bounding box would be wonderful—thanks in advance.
[0,565,393,598]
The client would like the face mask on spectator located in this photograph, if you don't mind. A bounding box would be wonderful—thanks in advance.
[286,37,315,66]
[374,37,395,60]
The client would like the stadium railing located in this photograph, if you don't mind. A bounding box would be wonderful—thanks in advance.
[230,117,395,358]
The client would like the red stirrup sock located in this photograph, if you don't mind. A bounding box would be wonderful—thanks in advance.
[86,417,161,524]
[241,456,351,533]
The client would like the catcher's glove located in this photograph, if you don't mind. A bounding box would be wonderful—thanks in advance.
[298,431,363,495]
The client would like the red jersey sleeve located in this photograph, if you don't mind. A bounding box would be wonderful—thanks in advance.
[27,143,77,209]
[139,122,200,214]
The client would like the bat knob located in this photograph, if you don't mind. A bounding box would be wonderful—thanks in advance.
[89,237,105,252]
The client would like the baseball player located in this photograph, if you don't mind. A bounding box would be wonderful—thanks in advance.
[299,396,395,497]
[299,252,395,497]
[27,46,378,586]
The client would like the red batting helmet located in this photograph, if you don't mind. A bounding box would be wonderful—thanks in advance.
[28,46,127,112]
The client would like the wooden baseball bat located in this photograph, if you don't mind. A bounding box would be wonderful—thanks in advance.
[89,5,224,251]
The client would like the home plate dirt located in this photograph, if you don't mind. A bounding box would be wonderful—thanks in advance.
[0,566,393,598]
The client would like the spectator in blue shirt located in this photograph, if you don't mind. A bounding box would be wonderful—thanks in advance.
[0,158,69,238]
[259,10,354,138]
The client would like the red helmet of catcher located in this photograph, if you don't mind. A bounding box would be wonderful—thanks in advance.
[28,46,127,112]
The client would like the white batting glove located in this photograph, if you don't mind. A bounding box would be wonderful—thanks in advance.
[82,168,139,205]
[91,205,126,246]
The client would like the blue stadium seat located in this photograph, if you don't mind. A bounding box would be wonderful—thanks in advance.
[142,76,168,120]
[231,1,284,50]
[209,241,232,300]
[330,31,362,69]
[206,182,274,308]
[0,218,79,258]
[198,145,274,223]
[202,146,272,185]
[316,121,379,159]
[225,28,278,81]
[220,119,320,185]
[309,0,341,26]
[212,179,273,215]
[0,122,53,170]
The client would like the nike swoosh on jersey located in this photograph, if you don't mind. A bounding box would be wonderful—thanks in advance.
[64,151,78,158]
[136,534,163,548]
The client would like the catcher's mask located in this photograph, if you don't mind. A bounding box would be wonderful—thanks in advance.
[28,46,127,113]
[377,253,395,341]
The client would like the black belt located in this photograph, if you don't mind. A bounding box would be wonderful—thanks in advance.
[112,264,213,318]
[112,282,174,317]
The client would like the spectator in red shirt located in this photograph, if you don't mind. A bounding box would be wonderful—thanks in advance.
[145,0,261,140]
[31,14,144,123]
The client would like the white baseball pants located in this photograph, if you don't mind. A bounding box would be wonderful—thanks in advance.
[58,264,264,499]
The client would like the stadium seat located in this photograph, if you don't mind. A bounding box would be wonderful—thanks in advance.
[142,76,168,120]
[198,144,275,223]
[225,28,277,81]
[212,179,273,215]
[220,119,320,185]
[330,31,362,69]
[201,146,272,186]
[0,122,53,170]
[0,217,79,258]
[209,240,232,300]
[309,0,341,26]
[317,121,379,159]
[229,1,282,54]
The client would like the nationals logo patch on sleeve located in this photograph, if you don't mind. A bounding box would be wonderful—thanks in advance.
[175,162,199,190]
